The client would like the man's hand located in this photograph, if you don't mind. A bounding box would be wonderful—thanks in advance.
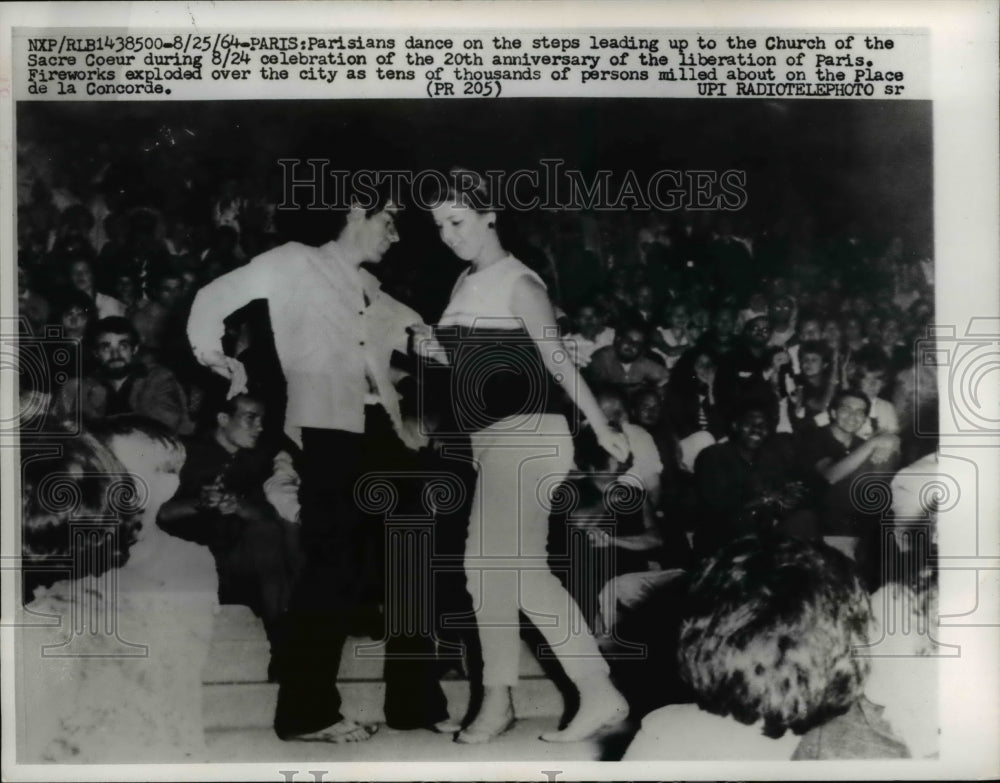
[197,350,248,399]
[868,432,901,465]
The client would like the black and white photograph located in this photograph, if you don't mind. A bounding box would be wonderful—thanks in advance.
[1,2,997,781]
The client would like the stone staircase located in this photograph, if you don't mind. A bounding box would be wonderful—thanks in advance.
[201,605,632,761]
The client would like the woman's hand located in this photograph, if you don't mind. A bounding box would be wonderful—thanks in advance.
[595,425,630,462]
[409,323,449,364]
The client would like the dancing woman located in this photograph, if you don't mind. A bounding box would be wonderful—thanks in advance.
[414,170,630,743]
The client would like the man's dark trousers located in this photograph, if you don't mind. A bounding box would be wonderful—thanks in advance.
[273,406,448,738]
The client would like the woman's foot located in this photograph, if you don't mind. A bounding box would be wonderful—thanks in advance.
[539,679,628,743]
[286,719,378,743]
[454,685,516,744]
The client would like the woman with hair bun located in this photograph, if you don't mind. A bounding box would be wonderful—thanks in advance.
[414,169,630,744]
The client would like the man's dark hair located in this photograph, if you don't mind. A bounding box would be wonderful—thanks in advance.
[87,316,139,349]
[614,314,649,342]
[829,388,872,417]
[731,398,778,433]
[797,339,832,366]
[274,162,399,245]
[215,391,264,419]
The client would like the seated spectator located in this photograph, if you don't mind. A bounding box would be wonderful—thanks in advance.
[816,351,899,438]
[651,300,692,369]
[19,417,216,762]
[795,389,900,563]
[158,392,301,661]
[686,305,710,344]
[874,312,911,374]
[715,315,781,427]
[111,271,141,317]
[17,263,50,335]
[52,316,194,434]
[51,287,95,343]
[767,294,796,347]
[132,267,186,361]
[694,305,738,358]
[784,310,824,375]
[787,339,837,432]
[586,320,669,396]
[693,402,814,557]
[736,289,769,331]
[596,387,663,508]
[66,255,126,319]
[665,347,726,441]
[630,387,681,485]
[624,536,908,761]
[562,300,615,368]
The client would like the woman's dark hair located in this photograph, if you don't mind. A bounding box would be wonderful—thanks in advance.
[21,432,142,596]
[52,287,95,320]
[423,167,495,213]
[678,535,872,738]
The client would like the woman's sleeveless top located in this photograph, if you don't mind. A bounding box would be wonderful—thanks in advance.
[437,256,565,431]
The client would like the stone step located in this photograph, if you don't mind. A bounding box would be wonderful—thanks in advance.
[204,606,546,683]
[203,676,568,731]
[203,717,635,762]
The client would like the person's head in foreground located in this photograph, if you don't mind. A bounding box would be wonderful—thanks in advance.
[678,535,871,739]
[88,415,186,538]
[21,429,143,598]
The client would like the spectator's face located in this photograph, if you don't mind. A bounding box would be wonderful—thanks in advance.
[748,292,768,313]
[854,297,873,317]
[70,260,94,293]
[576,305,602,336]
[734,410,771,452]
[859,371,885,400]
[865,315,882,342]
[61,305,90,339]
[632,392,661,429]
[614,328,645,363]
[843,317,862,343]
[822,320,842,347]
[93,332,135,377]
[882,319,902,346]
[598,396,627,427]
[219,398,265,450]
[770,297,794,326]
[830,395,869,435]
[797,319,822,343]
[694,352,716,385]
[157,277,184,308]
[114,276,137,304]
[713,308,736,336]
[800,351,826,379]
[636,285,655,312]
[745,316,772,348]
[668,305,688,330]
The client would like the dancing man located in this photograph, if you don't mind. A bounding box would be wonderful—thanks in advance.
[188,188,450,743]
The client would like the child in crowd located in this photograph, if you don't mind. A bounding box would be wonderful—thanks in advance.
[652,300,693,370]
[562,301,615,368]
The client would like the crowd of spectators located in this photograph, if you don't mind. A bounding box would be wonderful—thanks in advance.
[16,137,940,760]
